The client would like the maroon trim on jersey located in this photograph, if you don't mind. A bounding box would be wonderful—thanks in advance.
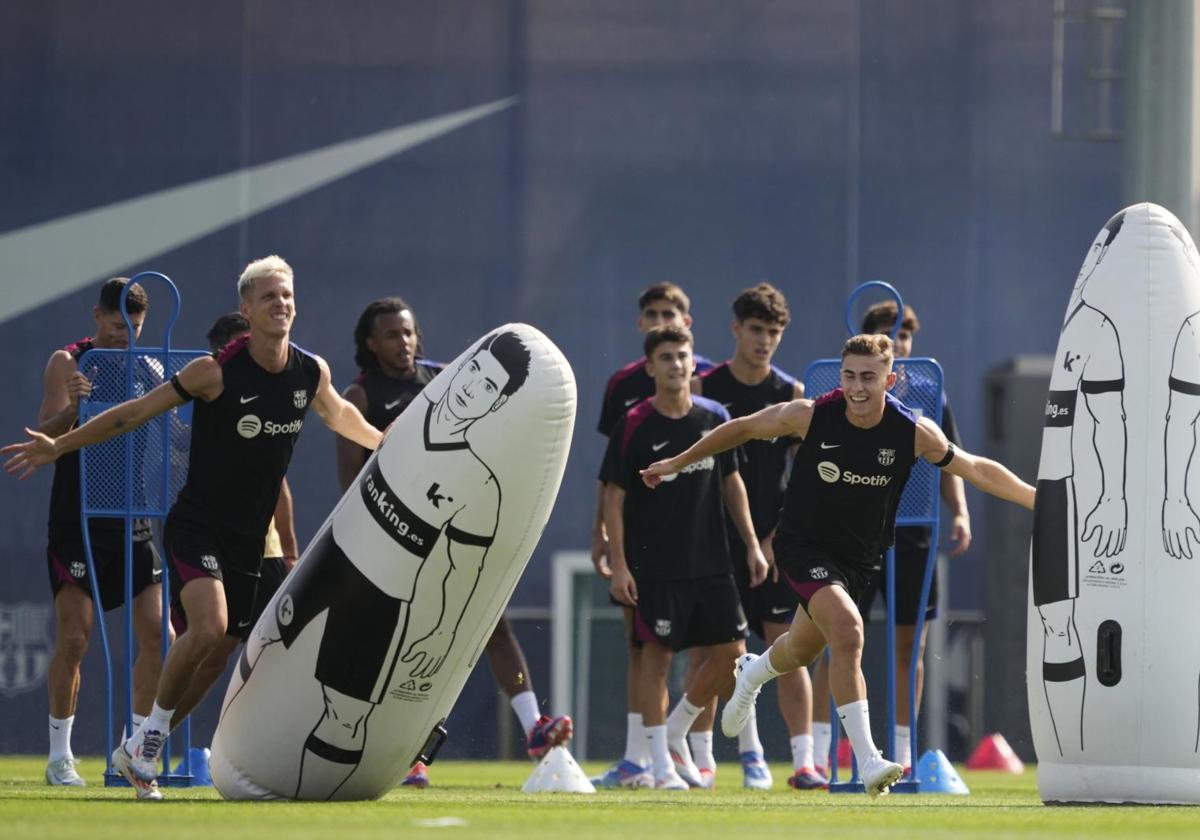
[169,549,213,586]
[604,358,646,403]
[47,549,76,586]
[620,399,657,456]
[813,388,845,407]
[633,606,659,645]
[215,335,250,366]
[699,361,729,381]
[64,337,94,358]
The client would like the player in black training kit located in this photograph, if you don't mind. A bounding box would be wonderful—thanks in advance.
[36,278,166,789]
[591,282,719,788]
[641,333,1034,798]
[4,256,382,800]
[335,298,571,789]
[604,325,767,790]
[694,283,824,790]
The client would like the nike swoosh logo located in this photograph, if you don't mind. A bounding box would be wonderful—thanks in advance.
[0,97,517,324]
[652,441,669,452]
[722,403,734,410]
[624,397,640,407]
[384,399,404,410]
[819,442,840,449]
[736,621,749,632]
[237,620,252,628]
[240,395,259,404]
[770,606,791,615]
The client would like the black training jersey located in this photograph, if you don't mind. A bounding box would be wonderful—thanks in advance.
[170,337,321,548]
[777,390,918,567]
[597,353,715,437]
[355,360,443,431]
[699,362,798,539]
[603,396,737,582]
[47,338,152,542]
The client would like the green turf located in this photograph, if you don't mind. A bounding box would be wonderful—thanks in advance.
[3,757,1200,839]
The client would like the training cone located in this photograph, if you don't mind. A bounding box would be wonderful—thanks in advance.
[171,747,213,786]
[522,747,596,794]
[836,737,853,768]
[915,749,969,795]
[965,733,1024,773]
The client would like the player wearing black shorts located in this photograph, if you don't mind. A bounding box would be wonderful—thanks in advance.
[694,283,824,790]
[591,282,717,788]
[36,278,165,788]
[603,325,767,790]
[641,333,1034,798]
[811,301,972,773]
[4,256,383,800]
[334,298,570,789]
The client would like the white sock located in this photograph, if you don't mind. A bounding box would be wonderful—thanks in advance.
[742,649,783,688]
[895,725,912,767]
[689,731,715,772]
[813,721,832,768]
[737,708,764,756]
[624,713,648,766]
[790,734,815,771]
[666,695,704,746]
[646,725,671,777]
[836,700,879,766]
[122,713,148,744]
[510,690,541,737]
[48,715,74,762]
[128,701,174,760]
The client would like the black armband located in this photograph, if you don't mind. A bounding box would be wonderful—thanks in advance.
[933,442,956,469]
[170,374,195,402]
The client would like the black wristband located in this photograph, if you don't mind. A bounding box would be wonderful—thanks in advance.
[933,442,956,468]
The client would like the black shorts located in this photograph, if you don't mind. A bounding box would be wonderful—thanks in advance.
[730,533,799,639]
[276,529,408,704]
[47,528,160,612]
[1032,477,1076,606]
[164,516,262,641]
[633,573,748,652]
[250,557,290,627]
[855,528,939,624]
[774,539,878,616]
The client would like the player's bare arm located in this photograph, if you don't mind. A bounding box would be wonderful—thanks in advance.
[334,381,371,492]
[2,354,221,480]
[641,398,813,487]
[722,471,768,587]
[275,477,299,567]
[37,350,89,437]
[603,483,637,606]
[311,357,383,451]
[591,481,610,577]
[915,417,1034,510]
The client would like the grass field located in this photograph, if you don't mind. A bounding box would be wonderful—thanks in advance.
[4,757,1200,839]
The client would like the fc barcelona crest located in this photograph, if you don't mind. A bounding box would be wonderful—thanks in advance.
[293,389,308,409]
[877,448,895,466]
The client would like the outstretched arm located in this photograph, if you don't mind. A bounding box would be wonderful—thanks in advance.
[916,418,1034,510]
[311,357,382,452]
[3,354,220,479]
[641,399,812,487]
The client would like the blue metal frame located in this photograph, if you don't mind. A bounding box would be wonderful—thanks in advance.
[77,271,206,788]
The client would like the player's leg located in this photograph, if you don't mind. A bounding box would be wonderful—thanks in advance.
[682,646,717,784]
[45,574,91,786]
[890,541,936,770]
[638,641,686,789]
[485,614,572,759]
[129,541,170,721]
[592,605,654,788]
[810,648,832,774]
[763,618,824,789]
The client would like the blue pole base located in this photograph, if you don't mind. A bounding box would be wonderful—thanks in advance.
[103,747,211,788]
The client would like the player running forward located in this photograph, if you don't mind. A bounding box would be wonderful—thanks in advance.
[641,334,1034,797]
[3,255,382,800]
[335,297,571,788]
[592,282,717,788]
[691,283,823,791]
[604,325,767,790]
[37,278,168,789]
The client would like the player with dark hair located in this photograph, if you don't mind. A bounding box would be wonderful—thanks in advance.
[690,282,823,790]
[810,298,971,775]
[334,300,571,789]
[642,333,1035,797]
[36,278,166,789]
[3,256,382,800]
[605,325,767,790]
[591,283,719,788]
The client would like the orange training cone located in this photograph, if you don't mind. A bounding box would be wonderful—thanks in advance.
[965,733,1024,773]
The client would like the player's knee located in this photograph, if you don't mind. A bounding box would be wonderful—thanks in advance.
[826,618,864,657]
[184,619,227,652]
[55,627,89,663]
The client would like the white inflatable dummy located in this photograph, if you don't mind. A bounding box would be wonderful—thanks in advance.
[210,324,576,800]
[1029,203,1200,803]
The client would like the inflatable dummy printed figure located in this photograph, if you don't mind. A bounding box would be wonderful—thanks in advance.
[211,326,576,800]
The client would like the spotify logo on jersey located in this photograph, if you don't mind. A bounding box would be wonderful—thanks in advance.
[238,415,263,439]
[817,461,841,483]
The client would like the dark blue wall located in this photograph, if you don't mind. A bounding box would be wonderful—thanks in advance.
[0,1,1121,756]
